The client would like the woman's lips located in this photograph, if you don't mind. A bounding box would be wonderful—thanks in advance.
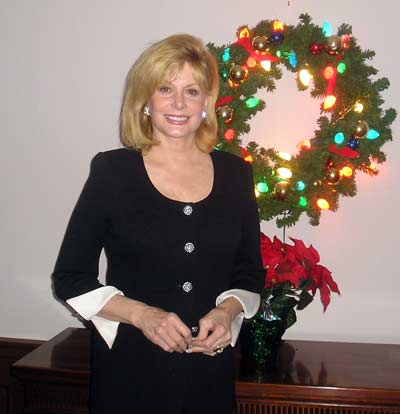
[164,114,190,124]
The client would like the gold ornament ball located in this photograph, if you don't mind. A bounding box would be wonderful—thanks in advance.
[326,167,341,185]
[354,120,369,139]
[274,181,290,201]
[252,36,269,53]
[326,35,342,55]
[229,64,247,83]
[216,105,233,123]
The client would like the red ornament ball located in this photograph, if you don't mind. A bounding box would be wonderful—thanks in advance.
[309,41,323,55]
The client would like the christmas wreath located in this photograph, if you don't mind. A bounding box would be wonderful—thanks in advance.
[207,14,396,227]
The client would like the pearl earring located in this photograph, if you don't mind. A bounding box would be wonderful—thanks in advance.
[201,110,207,120]
[144,106,150,116]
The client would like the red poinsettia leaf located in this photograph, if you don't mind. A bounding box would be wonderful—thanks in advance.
[307,244,320,264]
[319,282,331,312]
[290,238,321,266]
[289,238,308,259]
[272,235,284,250]
[317,264,341,294]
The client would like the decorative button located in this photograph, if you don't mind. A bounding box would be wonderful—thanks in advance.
[182,281,193,293]
[184,242,195,253]
[183,205,193,216]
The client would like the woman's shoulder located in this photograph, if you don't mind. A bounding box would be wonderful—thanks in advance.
[92,147,141,169]
[99,147,140,162]
[89,148,143,183]
[212,149,251,176]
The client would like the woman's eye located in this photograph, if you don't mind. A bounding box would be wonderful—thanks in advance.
[187,88,199,96]
[159,86,171,93]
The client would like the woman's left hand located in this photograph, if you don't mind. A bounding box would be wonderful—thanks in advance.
[189,297,243,356]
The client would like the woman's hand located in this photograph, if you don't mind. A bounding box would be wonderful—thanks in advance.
[189,297,243,356]
[97,295,191,353]
[134,305,192,353]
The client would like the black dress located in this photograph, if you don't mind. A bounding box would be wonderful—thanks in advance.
[53,147,264,414]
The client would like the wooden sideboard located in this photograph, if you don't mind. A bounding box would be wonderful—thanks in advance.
[10,328,400,414]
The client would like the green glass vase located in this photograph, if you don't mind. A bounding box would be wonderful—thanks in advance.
[239,313,286,375]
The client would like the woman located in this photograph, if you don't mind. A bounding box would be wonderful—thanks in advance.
[53,34,264,414]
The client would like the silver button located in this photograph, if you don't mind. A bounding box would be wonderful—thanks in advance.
[182,282,193,292]
[183,205,193,216]
[184,242,195,253]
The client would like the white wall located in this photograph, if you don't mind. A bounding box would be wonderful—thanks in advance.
[1,0,399,343]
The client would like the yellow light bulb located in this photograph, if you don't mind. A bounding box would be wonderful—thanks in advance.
[255,188,260,198]
[277,167,292,179]
[354,102,364,113]
[340,166,353,177]
[260,60,271,72]
[323,95,336,110]
[273,20,284,31]
[317,199,330,210]
[299,69,312,87]
[278,151,292,161]
[239,27,250,38]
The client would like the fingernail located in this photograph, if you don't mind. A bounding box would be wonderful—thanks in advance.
[186,345,193,353]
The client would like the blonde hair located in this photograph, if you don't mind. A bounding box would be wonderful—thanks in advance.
[120,34,219,153]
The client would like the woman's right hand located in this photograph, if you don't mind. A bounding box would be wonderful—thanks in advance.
[134,305,192,353]
[97,295,192,353]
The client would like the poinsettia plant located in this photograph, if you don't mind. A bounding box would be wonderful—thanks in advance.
[257,233,340,328]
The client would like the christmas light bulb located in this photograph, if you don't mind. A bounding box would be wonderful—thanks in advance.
[299,69,312,87]
[245,97,260,108]
[323,66,335,80]
[223,128,235,141]
[298,196,308,207]
[322,21,333,37]
[222,48,230,63]
[260,60,271,71]
[289,51,297,68]
[273,20,284,31]
[366,129,380,140]
[255,188,260,198]
[277,167,292,179]
[246,57,257,68]
[340,166,353,177]
[334,132,345,144]
[238,27,250,38]
[323,95,336,110]
[369,157,378,171]
[337,62,346,74]
[278,151,292,161]
[296,181,306,191]
[354,102,364,113]
[256,182,269,193]
[296,139,311,150]
[317,199,330,209]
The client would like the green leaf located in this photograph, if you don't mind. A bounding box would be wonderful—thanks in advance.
[286,309,297,329]
[297,290,314,310]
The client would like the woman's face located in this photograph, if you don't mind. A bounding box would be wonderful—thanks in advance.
[148,62,208,144]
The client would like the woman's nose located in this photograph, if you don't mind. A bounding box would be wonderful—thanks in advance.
[173,91,186,109]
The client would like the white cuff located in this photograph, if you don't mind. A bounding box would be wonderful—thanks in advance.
[216,289,260,347]
[66,286,124,349]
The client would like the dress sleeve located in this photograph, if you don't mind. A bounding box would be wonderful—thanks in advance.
[217,161,264,346]
[216,288,260,346]
[52,153,124,348]
[52,152,113,300]
[230,161,265,294]
[67,286,124,349]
